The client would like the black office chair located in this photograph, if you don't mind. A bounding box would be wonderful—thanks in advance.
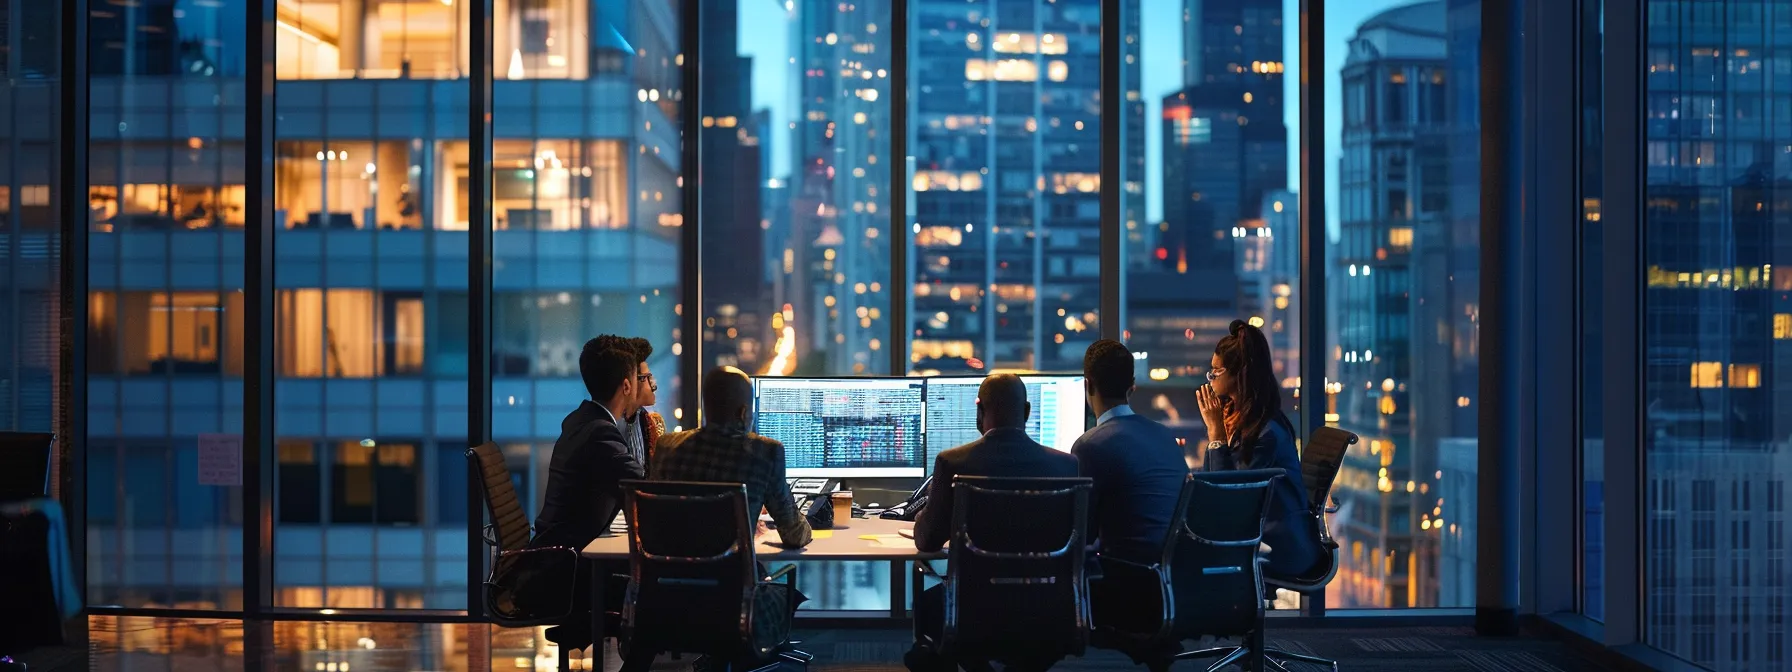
[619,480,810,672]
[916,476,1093,670]
[1257,427,1356,671]
[0,433,53,503]
[1092,469,1283,672]
[467,443,598,672]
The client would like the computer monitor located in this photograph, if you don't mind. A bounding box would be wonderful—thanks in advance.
[752,378,927,477]
[921,375,1087,473]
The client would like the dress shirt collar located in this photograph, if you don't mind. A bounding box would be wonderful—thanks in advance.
[584,399,618,425]
[1096,404,1136,426]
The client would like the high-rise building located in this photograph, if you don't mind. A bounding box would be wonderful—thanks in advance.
[1639,0,1792,659]
[82,0,686,617]
[778,0,893,376]
[909,0,1136,373]
[1330,0,1452,608]
[1235,190,1298,383]
[702,0,769,373]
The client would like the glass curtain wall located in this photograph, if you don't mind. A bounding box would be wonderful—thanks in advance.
[906,0,1105,375]
[86,0,246,611]
[1322,0,1480,609]
[272,0,472,611]
[58,0,1547,667]
[0,1,61,435]
[1579,0,1604,623]
[1641,1,1792,669]
[485,0,687,651]
[1118,0,1300,476]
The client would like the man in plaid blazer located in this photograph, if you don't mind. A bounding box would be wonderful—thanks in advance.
[650,366,811,654]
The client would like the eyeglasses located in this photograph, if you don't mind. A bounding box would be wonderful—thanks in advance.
[1205,367,1226,382]
[636,373,655,383]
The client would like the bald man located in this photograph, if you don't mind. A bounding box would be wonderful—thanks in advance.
[907,374,1079,672]
[645,367,811,663]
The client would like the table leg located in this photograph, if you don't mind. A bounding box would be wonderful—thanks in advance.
[890,560,906,619]
[590,559,607,663]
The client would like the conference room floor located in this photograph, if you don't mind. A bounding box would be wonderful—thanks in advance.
[595,625,1612,672]
[26,623,1611,671]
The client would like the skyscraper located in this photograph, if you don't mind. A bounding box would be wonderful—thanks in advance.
[1330,0,1450,608]
[780,0,894,376]
[909,0,1133,374]
[702,0,769,373]
[1639,1,1792,662]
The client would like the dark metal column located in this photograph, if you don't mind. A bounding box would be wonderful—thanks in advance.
[1296,0,1327,616]
[1597,0,1643,648]
[888,0,910,376]
[680,0,702,424]
[245,0,278,664]
[1476,0,1524,636]
[468,0,495,619]
[58,0,90,616]
[1097,0,1121,341]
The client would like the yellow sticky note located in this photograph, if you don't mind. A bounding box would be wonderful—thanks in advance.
[813,530,834,539]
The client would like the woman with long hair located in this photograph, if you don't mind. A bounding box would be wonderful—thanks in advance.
[1195,320,1321,577]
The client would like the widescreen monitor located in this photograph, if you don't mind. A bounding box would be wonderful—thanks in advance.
[921,375,1086,472]
[752,377,927,477]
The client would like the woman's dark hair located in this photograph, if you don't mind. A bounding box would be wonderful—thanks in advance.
[1215,319,1287,463]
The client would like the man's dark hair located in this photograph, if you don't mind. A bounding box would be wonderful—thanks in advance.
[590,334,635,363]
[579,340,636,403]
[701,366,754,422]
[628,337,654,364]
[1083,339,1136,402]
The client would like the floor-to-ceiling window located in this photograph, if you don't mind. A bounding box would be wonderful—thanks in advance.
[1579,0,1605,624]
[1322,0,1480,609]
[86,0,246,613]
[906,0,1105,375]
[1118,0,1300,477]
[0,0,61,435]
[1642,1,1792,668]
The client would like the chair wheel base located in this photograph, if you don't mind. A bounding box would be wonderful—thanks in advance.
[1265,647,1338,671]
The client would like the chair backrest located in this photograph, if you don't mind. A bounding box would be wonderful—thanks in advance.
[467,442,530,553]
[1301,427,1357,515]
[0,432,54,503]
[943,476,1093,662]
[621,480,758,657]
[1165,469,1280,640]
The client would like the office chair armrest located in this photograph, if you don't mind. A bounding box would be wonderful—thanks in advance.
[915,559,947,580]
[763,563,798,586]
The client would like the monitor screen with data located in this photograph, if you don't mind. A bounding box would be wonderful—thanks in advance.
[922,375,1087,472]
[752,378,927,477]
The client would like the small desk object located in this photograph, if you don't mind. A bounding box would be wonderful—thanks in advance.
[581,517,944,653]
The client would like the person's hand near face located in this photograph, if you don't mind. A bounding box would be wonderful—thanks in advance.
[1198,353,1231,443]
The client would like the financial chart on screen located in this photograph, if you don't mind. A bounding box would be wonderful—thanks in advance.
[753,378,927,476]
[922,375,1087,473]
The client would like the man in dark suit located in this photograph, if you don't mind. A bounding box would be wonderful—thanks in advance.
[1070,339,1187,566]
[1072,340,1188,653]
[907,374,1079,672]
[530,343,643,549]
[515,342,640,634]
[588,335,666,472]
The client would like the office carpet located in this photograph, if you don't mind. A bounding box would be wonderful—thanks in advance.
[608,626,1611,671]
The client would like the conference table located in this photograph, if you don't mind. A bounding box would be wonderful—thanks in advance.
[580,517,946,653]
